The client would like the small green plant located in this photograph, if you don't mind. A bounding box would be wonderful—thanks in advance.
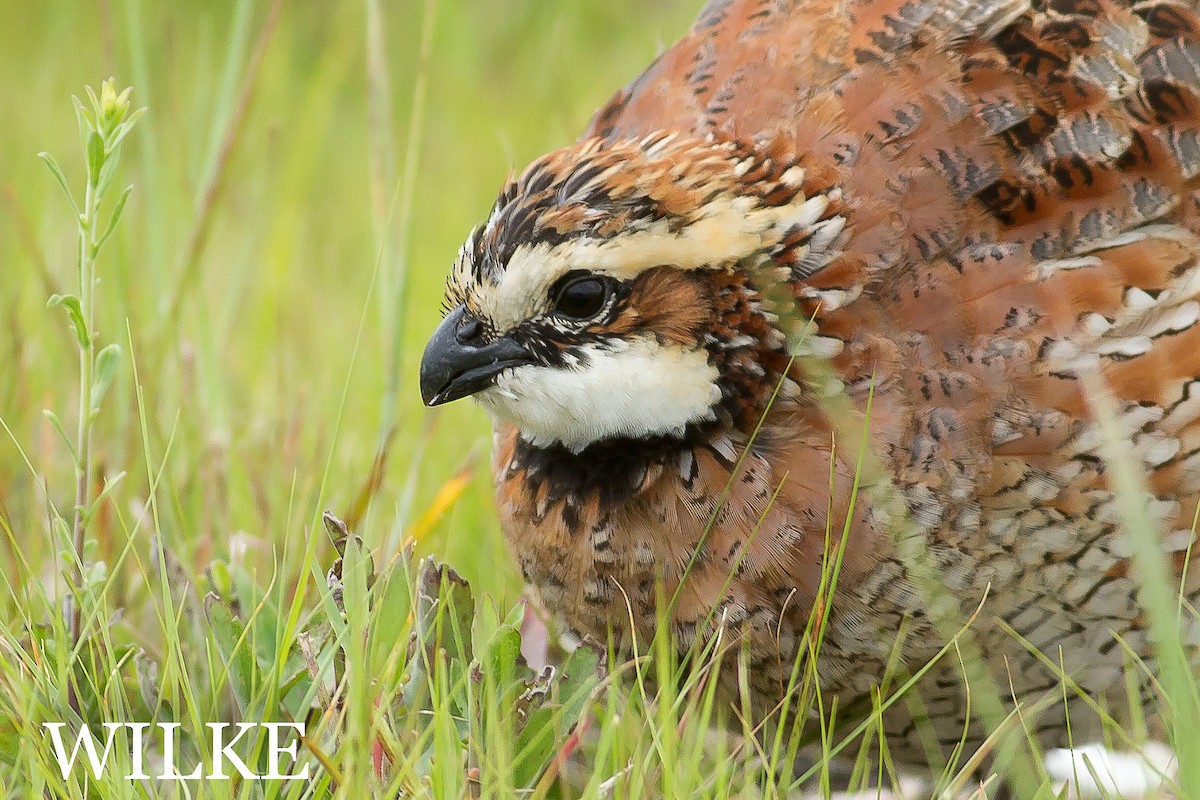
[39,79,144,708]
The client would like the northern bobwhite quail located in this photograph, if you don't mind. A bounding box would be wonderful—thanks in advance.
[420,0,1200,765]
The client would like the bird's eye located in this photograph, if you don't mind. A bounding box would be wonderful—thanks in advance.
[553,275,610,319]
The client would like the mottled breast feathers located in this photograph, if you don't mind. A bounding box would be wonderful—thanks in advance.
[431,0,1200,761]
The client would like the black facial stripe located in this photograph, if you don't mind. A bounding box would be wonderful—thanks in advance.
[509,324,618,369]
[513,426,718,510]
[503,275,636,367]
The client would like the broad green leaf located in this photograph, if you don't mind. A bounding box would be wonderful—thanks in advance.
[367,560,413,670]
[557,642,604,722]
[403,559,475,710]
[513,705,557,788]
[485,623,522,688]
[204,593,255,715]
[84,558,107,590]
[207,559,233,599]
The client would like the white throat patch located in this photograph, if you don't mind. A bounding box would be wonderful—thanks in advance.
[475,337,721,452]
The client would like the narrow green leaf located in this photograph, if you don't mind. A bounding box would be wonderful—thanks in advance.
[86,131,105,189]
[503,600,525,629]
[38,153,80,217]
[97,150,121,200]
[52,517,76,570]
[93,471,127,506]
[107,109,146,153]
[94,185,133,255]
[47,293,89,348]
[89,344,123,416]
[84,85,101,123]
[41,410,79,465]
[72,95,95,142]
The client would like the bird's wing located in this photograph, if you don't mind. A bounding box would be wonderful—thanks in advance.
[587,0,1200,556]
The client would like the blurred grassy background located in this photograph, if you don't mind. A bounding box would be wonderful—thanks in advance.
[4,7,1194,798]
[0,0,695,612]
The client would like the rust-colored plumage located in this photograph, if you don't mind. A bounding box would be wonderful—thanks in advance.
[421,0,1200,762]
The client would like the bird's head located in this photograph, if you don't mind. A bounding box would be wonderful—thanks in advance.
[419,132,847,453]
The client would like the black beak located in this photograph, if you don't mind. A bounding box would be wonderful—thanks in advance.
[420,305,534,406]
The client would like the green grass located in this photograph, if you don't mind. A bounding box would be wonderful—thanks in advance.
[1,2,1197,798]
[1,0,696,600]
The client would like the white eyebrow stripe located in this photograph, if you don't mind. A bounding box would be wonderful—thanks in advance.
[476,191,833,330]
